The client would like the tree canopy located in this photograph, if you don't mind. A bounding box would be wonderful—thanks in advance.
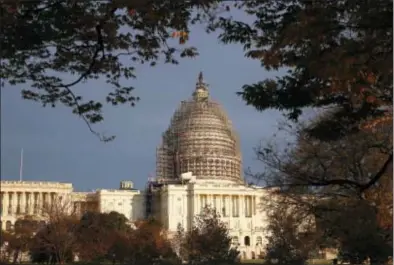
[316,199,392,264]
[215,0,392,139]
[177,206,239,265]
[1,0,221,140]
[3,1,391,142]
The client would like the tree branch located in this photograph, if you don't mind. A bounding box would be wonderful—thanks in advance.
[360,152,393,192]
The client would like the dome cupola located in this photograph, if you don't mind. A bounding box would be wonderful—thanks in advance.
[156,73,243,183]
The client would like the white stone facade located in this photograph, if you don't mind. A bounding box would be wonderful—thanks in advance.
[0,180,145,230]
[0,181,73,230]
[146,177,271,260]
[0,178,273,260]
[96,188,144,221]
[1,73,280,260]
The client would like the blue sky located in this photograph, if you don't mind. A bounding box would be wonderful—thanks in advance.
[1,23,291,191]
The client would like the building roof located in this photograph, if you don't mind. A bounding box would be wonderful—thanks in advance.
[156,72,243,183]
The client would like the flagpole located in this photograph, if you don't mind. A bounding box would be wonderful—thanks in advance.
[19,148,23,182]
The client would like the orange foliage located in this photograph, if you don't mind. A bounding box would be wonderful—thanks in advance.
[362,114,393,230]
[134,219,167,251]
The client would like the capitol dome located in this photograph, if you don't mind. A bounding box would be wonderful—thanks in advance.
[156,72,243,183]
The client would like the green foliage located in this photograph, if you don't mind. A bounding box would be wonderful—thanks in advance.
[179,206,239,265]
[213,0,392,139]
[0,0,220,141]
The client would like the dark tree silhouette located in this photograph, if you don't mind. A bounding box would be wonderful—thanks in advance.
[1,0,221,140]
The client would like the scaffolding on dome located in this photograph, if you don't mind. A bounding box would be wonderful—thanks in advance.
[155,72,244,184]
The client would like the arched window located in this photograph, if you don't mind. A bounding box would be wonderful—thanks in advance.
[14,220,22,230]
[256,236,262,246]
[5,221,12,231]
[244,236,250,246]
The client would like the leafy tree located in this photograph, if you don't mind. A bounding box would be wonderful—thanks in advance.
[76,211,132,262]
[251,115,392,201]
[214,0,392,138]
[179,206,239,265]
[317,199,392,264]
[128,218,178,265]
[264,199,317,265]
[31,216,78,264]
[7,216,39,263]
[251,117,392,262]
[1,0,221,140]
[212,0,393,198]
[0,230,14,262]
[30,196,79,264]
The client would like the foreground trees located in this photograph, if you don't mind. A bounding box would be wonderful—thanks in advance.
[176,207,239,265]
[5,1,391,144]
[264,201,317,265]
[27,212,175,264]
[253,116,393,264]
[216,0,392,137]
[0,216,39,263]
[30,198,79,264]
[317,199,392,264]
[1,0,222,140]
[76,211,132,261]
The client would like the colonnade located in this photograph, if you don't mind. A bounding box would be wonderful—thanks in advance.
[197,194,257,218]
[0,191,59,216]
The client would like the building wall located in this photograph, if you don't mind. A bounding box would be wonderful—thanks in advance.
[0,181,73,230]
[97,189,145,222]
[0,179,296,260]
[0,181,145,230]
[151,179,273,259]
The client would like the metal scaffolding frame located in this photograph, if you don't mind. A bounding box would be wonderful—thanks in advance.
[156,72,243,184]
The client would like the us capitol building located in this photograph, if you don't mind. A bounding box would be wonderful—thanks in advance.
[1,73,274,260]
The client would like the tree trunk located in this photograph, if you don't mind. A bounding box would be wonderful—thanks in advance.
[12,249,19,264]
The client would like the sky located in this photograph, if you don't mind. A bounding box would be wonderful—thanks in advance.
[1,21,292,191]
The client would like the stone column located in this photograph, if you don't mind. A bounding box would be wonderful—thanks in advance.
[38,192,43,214]
[48,192,53,209]
[3,192,9,216]
[195,194,199,214]
[20,192,26,215]
[227,196,232,217]
[220,195,225,216]
[11,192,17,215]
[239,195,244,216]
[253,196,256,215]
[32,193,37,214]
[28,193,34,215]
[243,195,246,217]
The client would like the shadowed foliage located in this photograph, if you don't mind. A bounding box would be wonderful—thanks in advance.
[177,206,239,265]
[75,211,131,262]
[212,0,392,140]
[316,199,392,264]
[264,201,317,265]
[0,0,223,140]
